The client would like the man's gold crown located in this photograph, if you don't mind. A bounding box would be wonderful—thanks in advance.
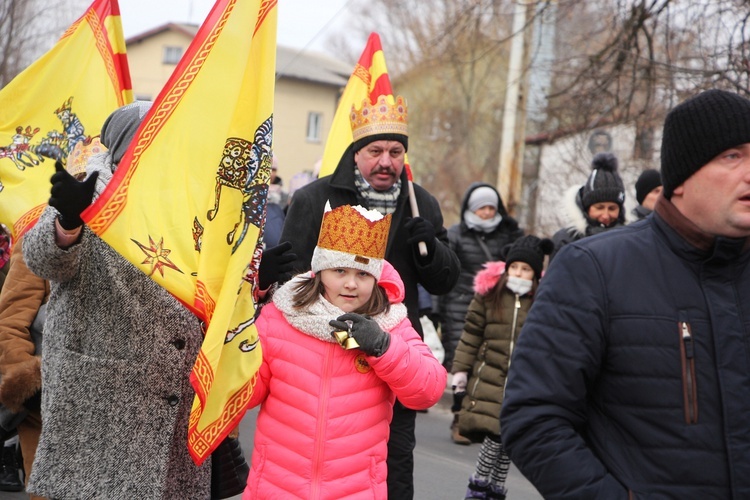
[350,95,408,143]
[316,205,391,259]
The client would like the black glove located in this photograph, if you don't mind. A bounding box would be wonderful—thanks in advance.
[329,313,391,357]
[258,241,296,289]
[404,217,437,255]
[23,390,41,412]
[451,391,466,413]
[49,160,98,230]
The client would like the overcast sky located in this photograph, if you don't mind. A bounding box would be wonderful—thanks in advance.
[119,0,352,55]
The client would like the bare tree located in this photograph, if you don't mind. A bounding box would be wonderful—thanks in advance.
[0,0,87,87]
[328,0,517,224]
[529,0,750,235]
[330,0,750,228]
[523,1,750,158]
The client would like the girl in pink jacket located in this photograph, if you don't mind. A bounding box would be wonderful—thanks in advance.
[243,204,447,500]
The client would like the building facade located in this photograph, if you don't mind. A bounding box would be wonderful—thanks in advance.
[125,23,351,184]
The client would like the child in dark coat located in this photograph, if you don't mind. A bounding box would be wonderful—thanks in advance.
[452,235,552,499]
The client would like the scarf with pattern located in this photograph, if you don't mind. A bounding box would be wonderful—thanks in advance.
[353,166,401,216]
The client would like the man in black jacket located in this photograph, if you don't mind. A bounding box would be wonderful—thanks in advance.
[501,89,750,499]
[280,95,459,499]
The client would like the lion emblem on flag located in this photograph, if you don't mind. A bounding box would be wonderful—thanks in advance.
[206,116,273,254]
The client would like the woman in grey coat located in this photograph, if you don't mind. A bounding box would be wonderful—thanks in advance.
[22,102,210,499]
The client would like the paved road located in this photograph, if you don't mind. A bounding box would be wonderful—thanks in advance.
[413,398,542,499]
[3,390,542,499]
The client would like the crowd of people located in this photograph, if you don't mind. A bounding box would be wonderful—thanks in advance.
[500,88,750,499]
[1,85,750,499]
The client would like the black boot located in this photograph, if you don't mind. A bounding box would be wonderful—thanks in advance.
[464,476,490,499]
[0,442,23,492]
[487,483,507,500]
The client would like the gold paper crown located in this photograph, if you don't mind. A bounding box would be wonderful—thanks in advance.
[66,137,105,178]
[350,95,408,143]
[316,205,391,259]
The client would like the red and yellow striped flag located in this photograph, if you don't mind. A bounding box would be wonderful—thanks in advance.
[82,0,277,464]
[0,0,132,239]
[320,32,405,178]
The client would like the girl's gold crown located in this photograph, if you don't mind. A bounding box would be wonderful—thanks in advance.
[312,204,392,279]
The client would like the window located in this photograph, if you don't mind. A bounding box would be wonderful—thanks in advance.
[306,112,322,142]
[163,46,183,65]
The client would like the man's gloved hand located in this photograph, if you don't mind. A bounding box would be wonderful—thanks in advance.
[451,372,468,392]
[258,241,296,290]
[49,160,98,230]
[404,217,436,255]
[329,313,391,357]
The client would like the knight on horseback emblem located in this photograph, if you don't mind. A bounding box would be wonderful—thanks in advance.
[0,96,90,192]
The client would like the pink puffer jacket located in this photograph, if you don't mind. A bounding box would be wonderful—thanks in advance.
[243,262,446,499]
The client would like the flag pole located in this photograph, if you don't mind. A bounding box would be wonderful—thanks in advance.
[408,182,428,257]
[404,161,428,257]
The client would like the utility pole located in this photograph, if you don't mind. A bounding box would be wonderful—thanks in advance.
[497,0,529,216]
[523,0,558,233]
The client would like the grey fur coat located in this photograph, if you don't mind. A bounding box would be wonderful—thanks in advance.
[23,174,210,498]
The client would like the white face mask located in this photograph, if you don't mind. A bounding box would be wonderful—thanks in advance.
[506,276,533,296]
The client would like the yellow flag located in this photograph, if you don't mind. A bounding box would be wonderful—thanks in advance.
[319,32,406,178]
[0,0,132,239]
[83,0,277,464]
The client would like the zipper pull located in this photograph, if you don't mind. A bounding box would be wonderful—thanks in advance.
[681,322,694,359]
[515,293,521,309]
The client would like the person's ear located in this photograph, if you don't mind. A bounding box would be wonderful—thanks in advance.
[672,185,685,197]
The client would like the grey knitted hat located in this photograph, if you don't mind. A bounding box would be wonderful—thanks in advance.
[100,101,153,164]
[580,152,626,210]
[467,186,499,213]
[660,89,750,198]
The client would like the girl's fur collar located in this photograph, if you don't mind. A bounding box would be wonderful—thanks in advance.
[473,261,506,295]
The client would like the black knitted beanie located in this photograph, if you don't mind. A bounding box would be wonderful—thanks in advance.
[580,152,625,210]
[351,133,408,154]
[503,235,554,279]
[635,169,662,205]
[661,89,750,198]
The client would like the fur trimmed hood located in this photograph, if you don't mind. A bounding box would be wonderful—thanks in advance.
[473,260,506,295]
[560,185,590,239]
[560,185,628,240]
